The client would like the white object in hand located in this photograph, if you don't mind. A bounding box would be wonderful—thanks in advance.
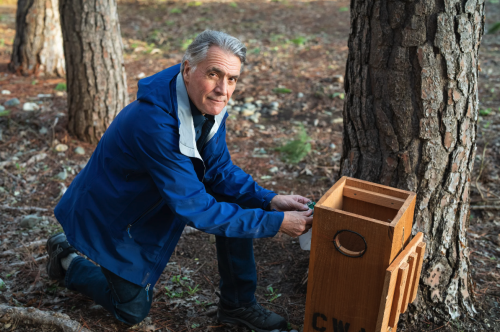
[299,227,312,251]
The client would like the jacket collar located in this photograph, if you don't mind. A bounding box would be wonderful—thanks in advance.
[176,73,227,160]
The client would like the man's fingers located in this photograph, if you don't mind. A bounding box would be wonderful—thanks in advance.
[295,196,310,204]
[299,209,313,217]
[305,216,313,224]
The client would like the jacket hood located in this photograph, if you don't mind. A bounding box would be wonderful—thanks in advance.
[136,63,181,112]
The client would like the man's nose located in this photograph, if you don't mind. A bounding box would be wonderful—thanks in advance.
[214,79,228,95]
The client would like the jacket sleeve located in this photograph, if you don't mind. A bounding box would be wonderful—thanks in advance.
[130,105,283,238]
[203,123,277,210]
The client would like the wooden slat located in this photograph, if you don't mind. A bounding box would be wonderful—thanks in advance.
[388,262,409,329]
[401,252,418,313]
[345,177,412,199]
[375,233,424,332]
[342,196,399,223]
[343,186,406,210]
[409,242,426,302]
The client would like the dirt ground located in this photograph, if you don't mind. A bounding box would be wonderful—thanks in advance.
[0,0,499,331]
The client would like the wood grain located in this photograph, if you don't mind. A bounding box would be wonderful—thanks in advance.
[401,252,418,313]
[343,197,399,223]
[375,233,423,332]
[410,242,427,303]
[345,177,410,199]
[317,176,345,209]
[388,262,409,329]
[343,186,406,209]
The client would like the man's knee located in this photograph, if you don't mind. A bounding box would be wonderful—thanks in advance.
[115,300,151,326]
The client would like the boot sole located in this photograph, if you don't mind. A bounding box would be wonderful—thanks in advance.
[217,311,283,332]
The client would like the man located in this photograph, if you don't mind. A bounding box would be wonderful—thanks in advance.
[47,30,313,332]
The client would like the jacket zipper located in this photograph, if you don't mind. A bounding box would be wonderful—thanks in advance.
[127,198,162,238]
[145,283,151,301]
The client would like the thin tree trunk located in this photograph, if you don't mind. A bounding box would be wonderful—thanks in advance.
[59,0,128,144]
[10,0,65,76]
[340,0,485,322]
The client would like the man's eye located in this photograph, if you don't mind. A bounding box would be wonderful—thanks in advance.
[209,73,217,77]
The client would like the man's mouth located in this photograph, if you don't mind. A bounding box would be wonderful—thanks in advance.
[208,98,225,103]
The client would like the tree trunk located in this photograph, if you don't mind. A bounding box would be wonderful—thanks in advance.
[10,0,65,76]
[59,0,128,144]
[340,0,485,323]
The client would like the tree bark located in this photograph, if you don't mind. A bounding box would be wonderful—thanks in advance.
[10,0,65,76]
[59,0,128,144]
[340,0,485,322]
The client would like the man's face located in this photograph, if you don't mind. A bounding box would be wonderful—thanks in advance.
[183,46,241,116]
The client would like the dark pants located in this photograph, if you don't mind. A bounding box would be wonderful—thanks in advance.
[65,227,257,325]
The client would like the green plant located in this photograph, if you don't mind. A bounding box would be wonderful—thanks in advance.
[339,6,349,12]
[249,47,261,55]
[484,121,491,129]
[229,2,238,7]
[164,286,184,298]
[291,36,306,46]
[480,108,492,116]
[45,283,58,294]
[488,21,500,34]
[273,87,292,94]
[170,7,182,14]
[187,1,202,6]
[0,110,9,117]
[146,43,156,53]
[276,125,311,164]
[181,38,193,50]
[266,286,281,302]
[186,284,200,295]
[171,274,182,284]
[191,323,200,328]
[270,34,284,42]
[195,299,213,309]
[331,92,345,100]
[55,83,67,91]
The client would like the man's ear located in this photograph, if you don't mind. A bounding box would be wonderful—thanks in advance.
[183,60,191,85]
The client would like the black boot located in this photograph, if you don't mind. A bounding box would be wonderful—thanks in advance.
[46,232,77,280]
[218,302,287,332]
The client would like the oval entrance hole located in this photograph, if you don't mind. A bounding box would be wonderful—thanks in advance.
[333,230,367,258]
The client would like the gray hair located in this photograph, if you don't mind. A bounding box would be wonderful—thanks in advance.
[180,30,246,74]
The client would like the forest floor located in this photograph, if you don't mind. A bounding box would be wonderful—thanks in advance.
[0,0,499,331]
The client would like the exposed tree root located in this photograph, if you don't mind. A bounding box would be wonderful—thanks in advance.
[0,205,49,212]
[9,254,48,266]
[0,304,91,332]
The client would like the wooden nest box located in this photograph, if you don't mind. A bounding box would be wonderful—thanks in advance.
[304,176,426,332]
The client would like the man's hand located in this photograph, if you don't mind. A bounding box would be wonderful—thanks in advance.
[269,195,310,212]
[280,210,313,238]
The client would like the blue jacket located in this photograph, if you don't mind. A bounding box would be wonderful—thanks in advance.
[54,64,284,289]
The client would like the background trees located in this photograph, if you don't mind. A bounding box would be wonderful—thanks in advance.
[340,0,485,322]
[10,0,65,76]
[59,0,128,143]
